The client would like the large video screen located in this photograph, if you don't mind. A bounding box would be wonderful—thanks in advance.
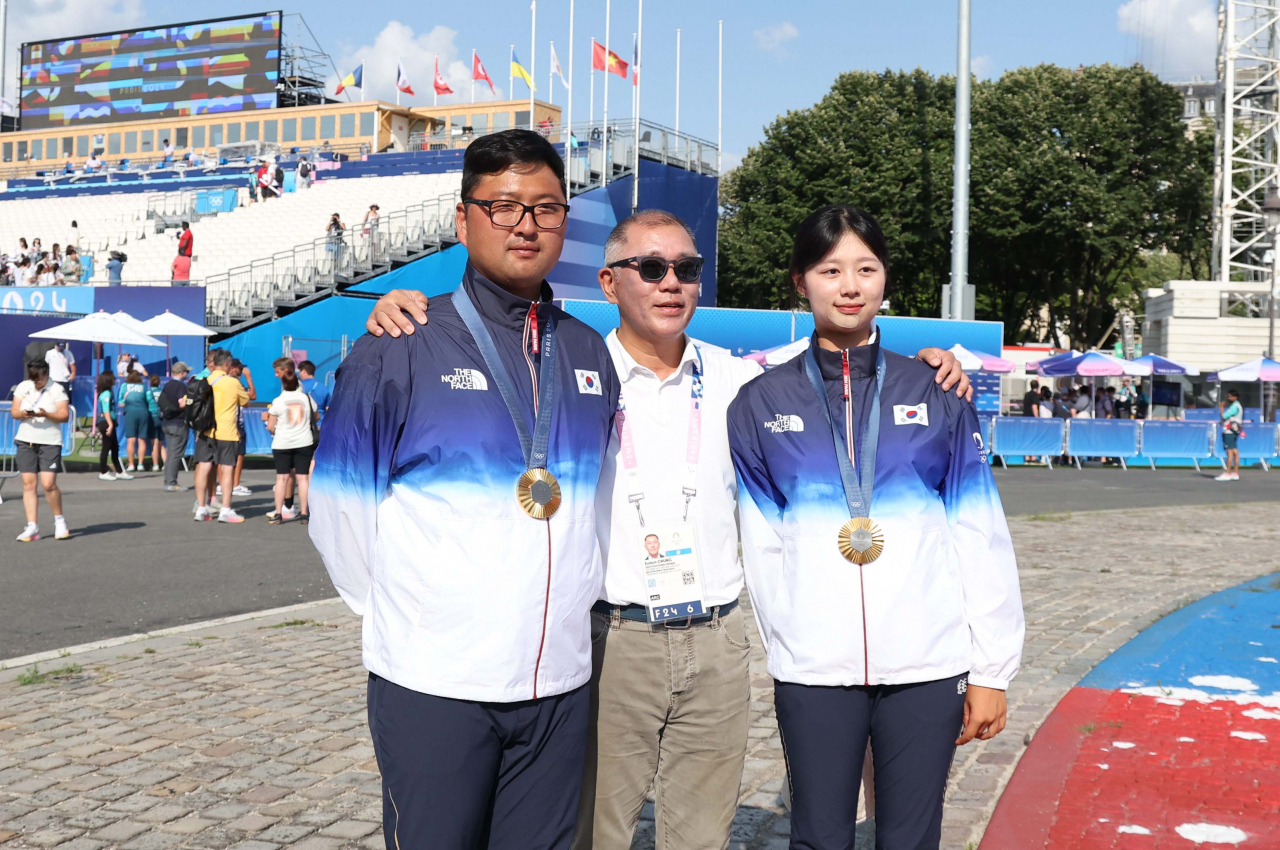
[20,12,281,131]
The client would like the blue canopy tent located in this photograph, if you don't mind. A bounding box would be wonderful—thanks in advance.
[1131,354,1198,421]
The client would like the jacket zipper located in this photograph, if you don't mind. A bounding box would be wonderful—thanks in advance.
[525,304,553,699]
[843,352,870,685]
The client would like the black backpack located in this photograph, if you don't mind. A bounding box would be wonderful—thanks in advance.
[184,376,216,433]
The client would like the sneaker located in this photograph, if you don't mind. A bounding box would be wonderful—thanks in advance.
[281,506,299,521]
[193,507,212,522]
[1231,473,1241,481]
[217,508,245,524]
[16,523,39,542]
[126,464,135,472]
[266,509,280,520]
[54,518,69,540]
[164,485,182,492]
[1214,473,1233,481]
[117,471,135,480]
[215,484,223,496]
[210,497,222,511]
[232,485,252,497]
[267,514,282,525]
[99,471,118,481]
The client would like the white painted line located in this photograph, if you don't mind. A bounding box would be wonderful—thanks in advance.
[0,597,344,671]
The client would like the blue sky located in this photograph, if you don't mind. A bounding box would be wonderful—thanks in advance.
[6,0,1215,167]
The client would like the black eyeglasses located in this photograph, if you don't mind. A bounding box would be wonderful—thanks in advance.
[607,255,704,283]
[462,198,571,229]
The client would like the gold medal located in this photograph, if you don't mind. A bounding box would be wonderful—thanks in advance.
[838,517,883,565]
[517,468,561,519]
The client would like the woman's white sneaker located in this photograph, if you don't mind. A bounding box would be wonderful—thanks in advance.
[54,517,70,540]
[217,508,245,524]
[16,523,39,542]
[99,471,118,481]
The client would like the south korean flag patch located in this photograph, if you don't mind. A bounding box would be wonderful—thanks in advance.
[893,403,929,426]
[575,370,603,395]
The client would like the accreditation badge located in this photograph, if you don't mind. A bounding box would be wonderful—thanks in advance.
[638,520,707,623]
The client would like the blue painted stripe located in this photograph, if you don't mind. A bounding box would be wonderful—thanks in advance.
[1078,572,1280,693]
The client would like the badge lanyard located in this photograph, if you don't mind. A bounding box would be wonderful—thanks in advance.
[452,285,558,472]
[615,347,704,525]
[803,340,885,520]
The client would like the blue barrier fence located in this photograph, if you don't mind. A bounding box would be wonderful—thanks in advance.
[989,416,1276,469]
[181,409,275,457]
[0,408,77,456]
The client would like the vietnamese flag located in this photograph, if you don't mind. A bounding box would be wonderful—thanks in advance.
[591,39,628,80]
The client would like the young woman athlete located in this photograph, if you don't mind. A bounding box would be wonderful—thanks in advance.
[728,205,1025,848]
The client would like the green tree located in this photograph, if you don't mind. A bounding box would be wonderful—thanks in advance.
[718,64,1213,346]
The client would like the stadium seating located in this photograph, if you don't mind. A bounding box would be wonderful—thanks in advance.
[0,193,152,261]
[92,172,462,286]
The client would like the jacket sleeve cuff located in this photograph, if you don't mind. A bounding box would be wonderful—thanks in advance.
[968,674,1012,691]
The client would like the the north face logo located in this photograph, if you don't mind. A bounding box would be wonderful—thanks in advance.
[441,368,488,391]
[763,414,805,434]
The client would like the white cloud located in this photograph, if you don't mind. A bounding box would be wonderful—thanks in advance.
[330,21,507,105]
[971,55,994,79]
[753,22,798,58]
[2,0,148,104]
[1117,0,1216,79]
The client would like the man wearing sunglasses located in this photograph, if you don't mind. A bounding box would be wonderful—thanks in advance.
[366,210,971,848]
[311,129,619,850]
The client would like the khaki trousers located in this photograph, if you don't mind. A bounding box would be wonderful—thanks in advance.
[573,604,752,850]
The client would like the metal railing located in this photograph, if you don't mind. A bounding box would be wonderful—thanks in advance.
[204,189,460,329]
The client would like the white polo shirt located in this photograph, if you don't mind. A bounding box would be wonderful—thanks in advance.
[595,330,763,608]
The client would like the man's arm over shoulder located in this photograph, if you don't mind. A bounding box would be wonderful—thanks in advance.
[308,333,415,616]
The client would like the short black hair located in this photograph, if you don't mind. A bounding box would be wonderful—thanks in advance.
[461,129,564,200]
[297,360,316,376]
[789,205,891,297]
[27,360,49,382]
[1227,389,1240,399]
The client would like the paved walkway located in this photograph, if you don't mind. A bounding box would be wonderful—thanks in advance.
[2,502,1279,850]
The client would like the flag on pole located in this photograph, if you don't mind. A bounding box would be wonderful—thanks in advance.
[396,61,415,96]
[631,33,638,86]
[433,57,454,95]
[335,63,363,95]
[550,41,568,90]
[473,52,496,94]
[592,40,628,79]
[511,49,536,91]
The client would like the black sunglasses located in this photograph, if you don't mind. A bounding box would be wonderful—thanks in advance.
[607,255,704,283]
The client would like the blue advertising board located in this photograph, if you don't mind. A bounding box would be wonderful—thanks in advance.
[0,286,95,316]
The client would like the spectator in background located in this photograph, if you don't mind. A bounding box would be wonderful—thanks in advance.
[274,161,285,194]
[85,153,102,173]
[266,368,315,525]
[297,156,311,189]
[44,342,75,396]
[118,370,150,473]
[29,238,43,264]
[1136,382,1151,420]
[193,349,251,523]
[1071,387,1092,419]
[258,162,276,200]
[1038,386,1054,418]
[177,222,193,257]
[171,252,191,286]
[10,360,71,542]
[147,374,165,472]
[265,358,301,521]
[60,247,82,284]
[160,362,191,492]
[51,244,62,265]
[96,373,127,481]
[223,360,255,498]
[63,161,74,175]
[1022,379,1040,417]
[106,251,125,285]
[1096,386,1114,419]
[19,257,37,287]
[193,349,217,381]
[1115,377,1135,418]
[1216,389,1244,482]
[1106,386,1119,419]
[162,138,175,162]
[362,204,380,240]
[297,360,331,422]
[247,167,259,204]
[37,260,61,286]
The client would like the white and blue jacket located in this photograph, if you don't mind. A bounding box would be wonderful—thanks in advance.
[728,335,1024,690]
[310,265,620,703]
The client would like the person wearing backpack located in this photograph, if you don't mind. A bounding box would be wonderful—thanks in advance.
[159,363,191,492]
[190,349,252,522]
[297,157,311,189]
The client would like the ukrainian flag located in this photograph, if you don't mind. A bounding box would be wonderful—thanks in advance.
[335,63,363,95]
[511,50,535,91]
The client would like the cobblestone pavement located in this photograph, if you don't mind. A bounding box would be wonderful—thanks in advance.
[2,502,1279,850]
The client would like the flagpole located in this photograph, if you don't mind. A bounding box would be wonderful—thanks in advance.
[396,58,401,107]
[631,0,642,213]
[589,39,595,144]
[674,28,681,139]
[509,45,515,104]
[716,20,722,176]
[471,49,476,104]
[630,32,637,120]
[565,0,576,197]
[548,40,554,106]
[434,56,438,106]
[566,0,574,197]
[530,0,537,131]
[602,0,611,187]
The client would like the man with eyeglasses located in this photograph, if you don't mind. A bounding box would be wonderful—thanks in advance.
[310,129,620,849]
[366,209,972,847]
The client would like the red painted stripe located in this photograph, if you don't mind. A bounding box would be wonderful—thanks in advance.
[981,686,1112,849]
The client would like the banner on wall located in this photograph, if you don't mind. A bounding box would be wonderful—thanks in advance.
[0,286,95,316]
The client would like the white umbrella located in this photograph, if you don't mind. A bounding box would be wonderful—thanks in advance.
[140,310,215,375]
[110,310,152,336]
[30,311,163,347]
[948,343,1016,373]
[140,310,215,337]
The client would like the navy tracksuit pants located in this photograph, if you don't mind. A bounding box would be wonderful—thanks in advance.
[367,673,589,850]
[775,673,968,850]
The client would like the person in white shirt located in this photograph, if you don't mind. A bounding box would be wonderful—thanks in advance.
[85,154,102,173]
[10,360,71,542]
[363,210,972,848]
[18,258,37,287]
[44,342,76,395]
[163,139,175,160]
[265,367,316,524]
